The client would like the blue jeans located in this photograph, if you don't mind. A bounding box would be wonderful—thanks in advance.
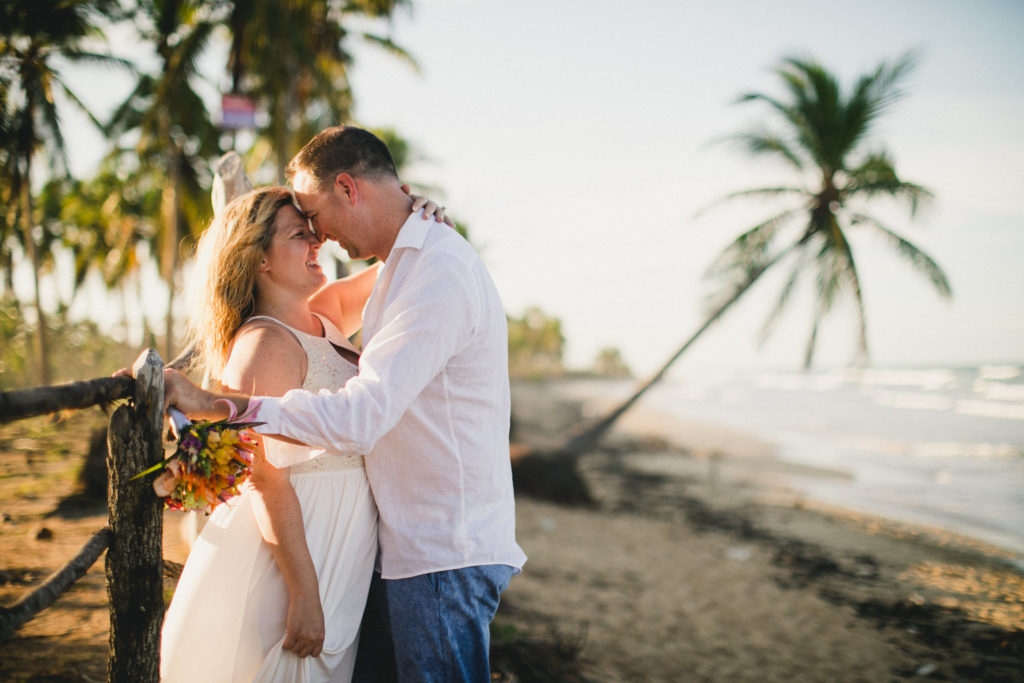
[353,565,515,683]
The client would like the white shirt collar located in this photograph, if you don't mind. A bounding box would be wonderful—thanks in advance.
[389,210,431,255]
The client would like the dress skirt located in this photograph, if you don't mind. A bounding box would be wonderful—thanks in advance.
[160,455,377,683]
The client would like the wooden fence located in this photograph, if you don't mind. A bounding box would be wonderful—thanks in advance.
[0,349,166,682]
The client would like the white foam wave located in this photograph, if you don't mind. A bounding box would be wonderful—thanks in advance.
[835,434,1020,458]
[856,368,958,391]
[752,371,845,392]
[908,441,1020,459]
[956,399,1024,421]
[978,365,1022,381]
[972,379,1024,402]
[869,390,954,412]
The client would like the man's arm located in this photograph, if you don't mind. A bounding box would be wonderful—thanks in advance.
[256,247,481,454]
[162,369,248,420]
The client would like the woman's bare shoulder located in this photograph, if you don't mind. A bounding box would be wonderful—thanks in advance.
[223,321,306,396]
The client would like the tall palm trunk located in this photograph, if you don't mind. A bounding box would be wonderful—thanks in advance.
[272,71,299,183]
[159,112,182,361]
[2,246,17,305]
[19,167,50,385]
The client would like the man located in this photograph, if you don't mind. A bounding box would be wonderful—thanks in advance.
[163,125,526,682]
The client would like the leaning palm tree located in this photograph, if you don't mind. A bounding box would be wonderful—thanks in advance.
[551,52,951,475]
[0,0,129,384]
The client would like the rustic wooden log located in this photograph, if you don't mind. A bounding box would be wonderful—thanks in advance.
[0,375,134,425]
[105,349,165,683]
[0,527,113,642]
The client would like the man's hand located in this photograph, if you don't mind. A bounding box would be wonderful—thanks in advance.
[282,586,326,658]
[162,369,247,421]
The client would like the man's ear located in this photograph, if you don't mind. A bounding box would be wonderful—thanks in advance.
[334,173,358,204]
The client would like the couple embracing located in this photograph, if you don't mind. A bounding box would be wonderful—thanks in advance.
[156,126,526,682]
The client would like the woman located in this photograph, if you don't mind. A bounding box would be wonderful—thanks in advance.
[160,186,445,682]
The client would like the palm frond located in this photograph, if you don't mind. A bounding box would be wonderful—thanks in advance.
[703,207,804,279]
[844,151,933,216]
[724,130,805,170]
[360,33,419,72]
[693,186,807,219]
[822,222,869,361]
[850,212,952,297]
[56,48,134,74]
[702,233,807,318]
[737,91,809,139]
[757,248,812,345]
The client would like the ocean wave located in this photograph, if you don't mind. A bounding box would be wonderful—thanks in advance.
[978,365,1022,381]
[869,390,954,412]
[956,399,1024,421]
[972,379,1024,401]
[908,441,1021,459]
[855,368,959,391]
[833,434,1020,459]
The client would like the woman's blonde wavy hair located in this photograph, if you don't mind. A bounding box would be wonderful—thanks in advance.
[186,186,295,379]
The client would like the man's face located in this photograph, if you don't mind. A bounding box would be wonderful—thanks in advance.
[292,169,367,259]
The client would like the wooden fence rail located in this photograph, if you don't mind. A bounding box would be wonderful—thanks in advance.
[0,349,166,683]
[0,375,135,425]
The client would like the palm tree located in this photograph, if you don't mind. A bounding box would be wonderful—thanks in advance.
[552,52,951,475]
[0,0,129,384]
[224,0,415,181]
[106,0,220,361]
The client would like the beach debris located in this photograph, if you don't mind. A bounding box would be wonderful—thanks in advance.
[726,546,752,562]
[32,526,53,541]
[915,662,937,676]
[539,517,557,532]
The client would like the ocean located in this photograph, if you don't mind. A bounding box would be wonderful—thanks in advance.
[560,365,1024,559]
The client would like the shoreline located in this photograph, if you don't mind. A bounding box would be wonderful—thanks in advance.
[538,376,1024,562]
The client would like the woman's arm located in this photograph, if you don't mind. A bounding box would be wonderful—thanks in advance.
[308,261,382,338]
[222,323,325,658]
[307,197,452,338]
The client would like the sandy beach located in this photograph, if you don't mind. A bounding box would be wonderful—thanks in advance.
[495,379,1024,682]
[1,381,1022,681]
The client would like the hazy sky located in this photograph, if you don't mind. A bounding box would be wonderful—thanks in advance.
[62,0,1024,376]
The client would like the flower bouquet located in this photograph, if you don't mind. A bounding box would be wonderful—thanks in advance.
[132,407,264,511]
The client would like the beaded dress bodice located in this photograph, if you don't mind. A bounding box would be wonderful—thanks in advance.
[243,314,362,473]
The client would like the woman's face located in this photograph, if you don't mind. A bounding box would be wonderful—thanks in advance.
[259,204,327,296]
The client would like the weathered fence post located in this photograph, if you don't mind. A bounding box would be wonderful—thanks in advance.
[106,349,165,682]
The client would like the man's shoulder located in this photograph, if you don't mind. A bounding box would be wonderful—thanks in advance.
[399,223,476,274]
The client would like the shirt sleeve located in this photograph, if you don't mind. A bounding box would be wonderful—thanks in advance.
[253,246,481,453]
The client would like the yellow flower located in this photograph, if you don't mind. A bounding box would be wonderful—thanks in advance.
[219,429,240,448]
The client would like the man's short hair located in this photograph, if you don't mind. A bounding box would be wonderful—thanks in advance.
[286,126,398,189]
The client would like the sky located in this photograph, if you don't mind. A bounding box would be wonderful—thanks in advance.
[57,0,1024,377]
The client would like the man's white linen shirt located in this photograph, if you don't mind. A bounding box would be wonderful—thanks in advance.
[254,211,527,579]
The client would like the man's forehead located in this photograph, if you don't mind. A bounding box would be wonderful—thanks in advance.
[291,169,322,197]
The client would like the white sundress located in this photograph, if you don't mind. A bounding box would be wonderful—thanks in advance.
[160,314,378,683]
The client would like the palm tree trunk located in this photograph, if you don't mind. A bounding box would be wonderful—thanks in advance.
[2,249,16,302]
[20,176,50,386]
[160,125,181,362]
[273,75,298,184]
